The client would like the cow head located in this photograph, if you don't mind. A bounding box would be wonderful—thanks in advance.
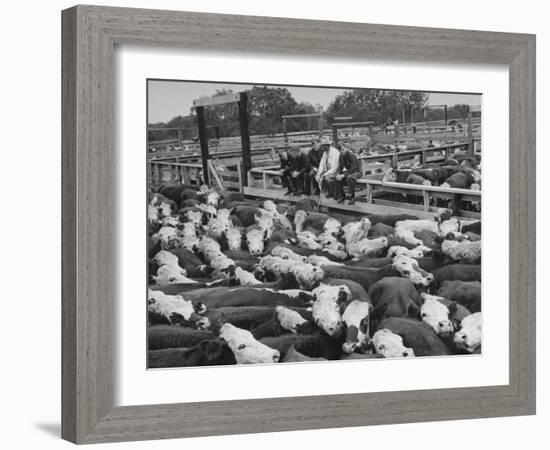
[261,200,278,213]
[372,329,415,358]
[246,227,266,256]
[311,284,349,337]
[292,263,324,290]
[152,250,179,268]
[206,190,221,207]
[342,300,372,354]
[323,217,342,235]
[207,217,230,239]
[392,254,434,286]
[148,290,207,329]
[219,323,280,364]
[184,209,204,227]
[453,312,482,353]
[153,265,191,285]
[224,227,243,251]
[419,294,454,335]
[297,231,323,250]
[275,306,309,334]
[271,245,307,262]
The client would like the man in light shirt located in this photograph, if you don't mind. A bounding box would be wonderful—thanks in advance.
[315,137,340,199]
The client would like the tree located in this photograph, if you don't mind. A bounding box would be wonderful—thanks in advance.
[326,89,428,125]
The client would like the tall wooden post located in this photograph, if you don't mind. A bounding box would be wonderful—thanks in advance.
[444,105,448,125]
[177,129,183,148]
[282,118,288,146]
[196,106,210,186]
[214,125,220,140]
[332,125,338,146]
[238,92,252,186]
[467,109,474,155]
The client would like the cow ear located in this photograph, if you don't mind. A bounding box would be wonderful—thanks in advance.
[406,302,420,319]
[448,302,458,318]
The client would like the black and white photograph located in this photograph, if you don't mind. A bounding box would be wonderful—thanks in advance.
[146,80,482,368]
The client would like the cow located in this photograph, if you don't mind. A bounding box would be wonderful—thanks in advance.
[367,213,418,227]
[157,184,195,206]
[372,328,415,358]
[182,286,315,309]
[321,264,400,292]
[220,323,280,364]
[395,219,439,246]
[244,225,267,255]
[431,264,481,289]
[347,236,388,258]
[438,280,481,313]
[441,171,474,189]
[406,173,431,185]
[148,289,208,327]
[341,300,372,354]
[148,340,236,368]
[231,205,262,227]
[294,210,331,233]
[203,306,279,334]
[441,239,481,262]
[368,222,395,238]
[260,332,342,360]
[167,248,211,278]
[391,254,434,286]
[368,277,422,326]
[460,220,482,235]
[387,245,432,259]
[148,325,215,350]
[419,295,456,336]
[454,312,482,353]
[251,306,312,339]
[311,284,350,337]
[377,317,450,357]
[153,264,198,285]
[412,229,442,250]
[281,345,328,362]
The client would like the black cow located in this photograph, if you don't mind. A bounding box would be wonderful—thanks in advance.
[148,340,236,368]
[148,325,215,350]
[322,265,400,292]
[369,277,422,327]
[431,264,481,289]
[438,280,481,313]
[182,287,314,309]
[377,317,450,357]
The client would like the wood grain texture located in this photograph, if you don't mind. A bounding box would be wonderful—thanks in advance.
[61,5,536,444]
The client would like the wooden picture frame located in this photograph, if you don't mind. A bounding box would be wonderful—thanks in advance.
[61,5,536,444]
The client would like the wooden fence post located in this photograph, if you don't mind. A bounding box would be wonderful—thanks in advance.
[239,92,252,186]
[196,105,210,186]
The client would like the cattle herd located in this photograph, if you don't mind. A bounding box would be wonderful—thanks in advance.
[147,184,482,368]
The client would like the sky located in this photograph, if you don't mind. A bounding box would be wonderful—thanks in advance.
[147,79,481,124]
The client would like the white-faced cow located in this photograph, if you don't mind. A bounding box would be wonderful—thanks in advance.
[219,323,280,364]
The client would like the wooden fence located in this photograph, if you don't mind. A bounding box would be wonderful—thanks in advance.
[246,167,481,219]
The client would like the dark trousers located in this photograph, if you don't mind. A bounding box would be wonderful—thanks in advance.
[335,171,361,199]
[322,176,337,198]
[303,169,319,195]
[282,169,304,192]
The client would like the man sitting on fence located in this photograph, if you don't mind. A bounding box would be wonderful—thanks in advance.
[334,141,362,205]
[315,137,340,199]
[303,140,323,196]
[280,146,302,196]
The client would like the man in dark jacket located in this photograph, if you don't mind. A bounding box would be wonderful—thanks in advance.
[280,146,302,195]
[334,142,362,205]
[304,140,323,195]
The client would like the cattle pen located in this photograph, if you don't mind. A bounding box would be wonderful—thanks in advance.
[147,92,481,220]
